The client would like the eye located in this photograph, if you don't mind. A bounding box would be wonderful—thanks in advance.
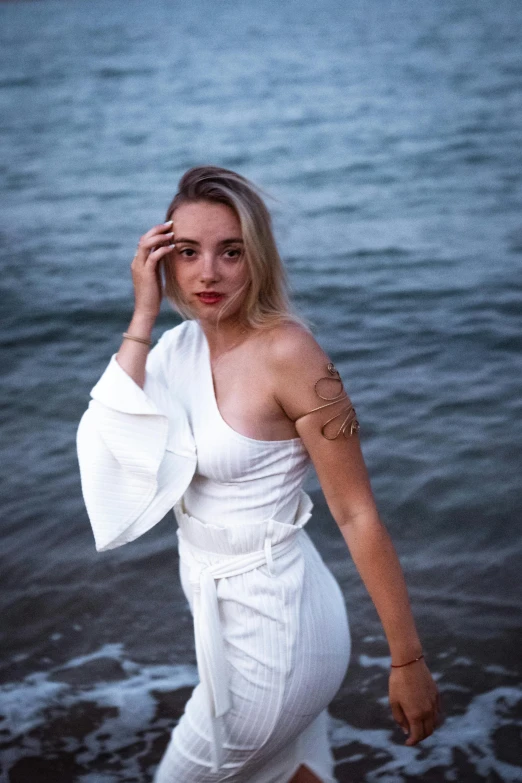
[179,248,196,258]
[224,247,242,259]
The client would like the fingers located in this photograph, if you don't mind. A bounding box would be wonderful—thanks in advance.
[405,712,435,745]
[392,686,441,746]
[392,700,436,745]
[404,703,438,745]
[131,245,173,296]
[391,701,409,737]
[133,221,175,262]
[389,661,442,747]
[147,243,175,263]
[405,716,425,746]
[423,715,435,738]
[135,232,174,258]
[143,220,173,240]
[131,246,172,278]
[128,221,173,321]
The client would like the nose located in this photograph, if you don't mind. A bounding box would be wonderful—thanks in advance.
[199,252,220,283]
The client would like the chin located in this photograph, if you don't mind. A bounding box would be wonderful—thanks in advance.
[196,301,245,324]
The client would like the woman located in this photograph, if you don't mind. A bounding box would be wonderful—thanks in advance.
[77,166,440,783]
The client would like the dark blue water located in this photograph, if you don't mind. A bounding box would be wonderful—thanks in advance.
[1,0,521,780]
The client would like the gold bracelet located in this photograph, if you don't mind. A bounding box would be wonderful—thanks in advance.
[391,653,424,669]
[122,332,152,346]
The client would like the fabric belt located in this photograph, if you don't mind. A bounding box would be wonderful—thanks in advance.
[174,495,312,772]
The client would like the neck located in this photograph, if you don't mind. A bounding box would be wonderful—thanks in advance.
[199,315,252,357]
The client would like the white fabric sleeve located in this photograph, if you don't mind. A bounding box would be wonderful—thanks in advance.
[77,332,197,552]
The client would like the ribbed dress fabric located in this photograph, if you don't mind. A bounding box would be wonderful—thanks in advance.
[77,320,350,783]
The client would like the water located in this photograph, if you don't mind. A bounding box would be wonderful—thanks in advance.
[1,0,521,780]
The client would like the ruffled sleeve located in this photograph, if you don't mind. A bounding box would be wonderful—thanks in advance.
[76,330,197,552]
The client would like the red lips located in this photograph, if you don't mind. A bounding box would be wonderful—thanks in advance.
[196,292,224,304]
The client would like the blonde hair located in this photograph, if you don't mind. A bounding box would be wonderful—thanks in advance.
[162,166,303,329]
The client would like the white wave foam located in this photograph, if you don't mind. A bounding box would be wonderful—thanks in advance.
[1,644,521,781]
[330,685,522,782]
[0,643,198,781]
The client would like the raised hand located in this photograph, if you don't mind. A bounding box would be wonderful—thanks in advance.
[116,221,176,387]
[130,220,175,322]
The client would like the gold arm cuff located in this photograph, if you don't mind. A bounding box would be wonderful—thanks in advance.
[294,363,360,439]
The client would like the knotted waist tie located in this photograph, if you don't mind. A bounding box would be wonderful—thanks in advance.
[174,491,313,772]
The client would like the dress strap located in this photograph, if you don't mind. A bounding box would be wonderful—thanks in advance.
[294,363,360,439]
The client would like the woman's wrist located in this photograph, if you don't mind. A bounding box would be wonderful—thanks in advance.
[391,652,425,669]
[389,638,423,668]
[127,311,157,338]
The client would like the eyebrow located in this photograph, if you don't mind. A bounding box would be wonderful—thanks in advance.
[174,237,244,246]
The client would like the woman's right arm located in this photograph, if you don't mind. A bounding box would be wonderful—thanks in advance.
[77,220,197,552]
[116,220,175,387]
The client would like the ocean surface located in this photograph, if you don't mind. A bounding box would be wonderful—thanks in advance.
[1,0,521,780]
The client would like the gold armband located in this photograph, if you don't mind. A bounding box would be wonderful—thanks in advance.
[295,363,360,440]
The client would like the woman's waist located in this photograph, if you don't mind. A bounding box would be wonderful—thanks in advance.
[182,477,306,530]
[175,489,313,558]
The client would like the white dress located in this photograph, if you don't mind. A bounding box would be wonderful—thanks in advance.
[77,320,350,783]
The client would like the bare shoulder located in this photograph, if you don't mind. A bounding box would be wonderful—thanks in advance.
[265,321,328,368]
[263,321,339,422]
[263,322,371,524]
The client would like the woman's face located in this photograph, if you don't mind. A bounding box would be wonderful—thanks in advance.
[169,200,250,326]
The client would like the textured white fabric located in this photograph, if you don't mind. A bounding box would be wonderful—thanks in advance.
[77,334,197,551]
[175,492,314,772]
[77,320,351,782]
[178,323,311,529]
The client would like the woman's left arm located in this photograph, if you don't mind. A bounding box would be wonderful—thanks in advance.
[272,326,441,745]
